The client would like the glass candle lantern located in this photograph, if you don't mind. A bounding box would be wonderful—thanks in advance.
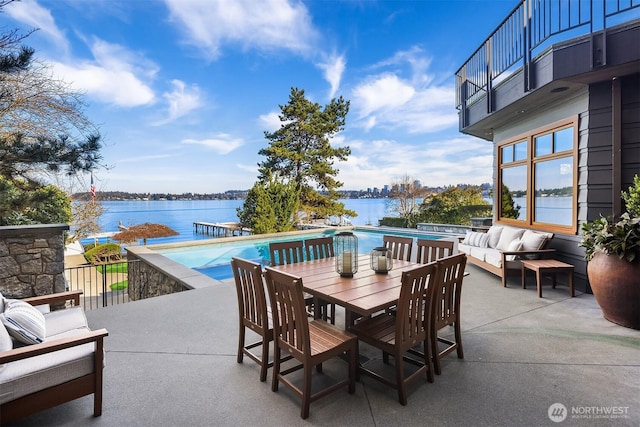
[370,246,392,274]
[334,231,358,277]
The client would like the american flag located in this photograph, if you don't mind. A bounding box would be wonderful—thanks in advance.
[90,173,96,200]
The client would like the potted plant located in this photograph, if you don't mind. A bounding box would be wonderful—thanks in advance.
[579,175,640,329]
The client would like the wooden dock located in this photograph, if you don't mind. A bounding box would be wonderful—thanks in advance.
[193,222,251,237]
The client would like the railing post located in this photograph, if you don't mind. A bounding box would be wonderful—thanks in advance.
[523,0,532,92]
[102,265,108,307]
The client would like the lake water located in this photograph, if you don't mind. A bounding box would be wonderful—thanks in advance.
[88,198,398,245]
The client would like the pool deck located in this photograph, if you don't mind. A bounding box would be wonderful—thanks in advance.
[11,264,640,426]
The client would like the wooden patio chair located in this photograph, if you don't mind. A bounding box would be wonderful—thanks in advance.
[383,235,413,261]
[231,257,275,382]
[303,236,336,324]
[264,268,358,419]
[269,240,331,322]
[349,263,439,405]
[430,253,467,375]
[416,239,454,264]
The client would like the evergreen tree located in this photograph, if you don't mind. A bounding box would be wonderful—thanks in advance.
[237,174,299,234]
[257,87,355,223]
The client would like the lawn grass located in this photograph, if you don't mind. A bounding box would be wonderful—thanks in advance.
[97,262,128,274]
[110,280,128,291]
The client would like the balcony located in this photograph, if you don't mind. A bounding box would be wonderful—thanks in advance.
[456,0,640,140]
[10,264,639,426]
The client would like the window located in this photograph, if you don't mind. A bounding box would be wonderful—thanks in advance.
[497,117,577,233]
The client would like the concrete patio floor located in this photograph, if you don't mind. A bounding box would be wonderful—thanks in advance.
[10,264,640,426]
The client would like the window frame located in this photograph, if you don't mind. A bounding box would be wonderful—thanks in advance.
[496,116,578,234]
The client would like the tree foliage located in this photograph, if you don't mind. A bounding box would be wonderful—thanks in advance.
[257,87,355,222]
[500,183,521,220]
[0,5,102,225]
[416,186,492,226]
[0,176,71,225]
[237,174,299,234]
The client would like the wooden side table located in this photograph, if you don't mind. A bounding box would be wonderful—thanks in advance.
[521,259,575,298]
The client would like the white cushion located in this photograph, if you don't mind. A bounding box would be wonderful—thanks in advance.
[0,292,6,314]
[520,230,548,251]
[0,322,11,352]
[504,238,523,261]
[462,231,490,248]
[0,300,46,345]
[486,226,504,248]
[496,227,525,251]
[457,244,472,255]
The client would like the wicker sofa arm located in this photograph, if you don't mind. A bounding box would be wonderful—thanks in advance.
[21,290,83,307]
[0,328,108,364]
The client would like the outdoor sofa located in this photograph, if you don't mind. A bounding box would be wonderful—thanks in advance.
[457,225,555,287]
[0,290,108,424]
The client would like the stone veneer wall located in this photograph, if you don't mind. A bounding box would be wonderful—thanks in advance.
[0,224,69,299]
[125,245,217,301]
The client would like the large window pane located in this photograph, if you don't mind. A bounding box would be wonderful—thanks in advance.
[554,127,573,153]
[534,157,573,225]
[501,165,527,221]
[501,145,513,163]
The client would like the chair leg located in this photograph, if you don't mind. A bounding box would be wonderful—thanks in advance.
[349,343,357,393]
[383,351,390,364]
[431,331,442,375]
[260,336,269,382]
[301,363,313,419]
[455,322,464,359]
[272,345,281,392]
[424,339,434,383]
[237,325,245,363]
[395,350,407,406]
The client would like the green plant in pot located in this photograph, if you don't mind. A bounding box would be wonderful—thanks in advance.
[579,175,640,329]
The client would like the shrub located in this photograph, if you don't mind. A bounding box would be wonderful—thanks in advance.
[84,242,123,264]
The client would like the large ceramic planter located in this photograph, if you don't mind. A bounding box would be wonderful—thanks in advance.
[587,252,640,329]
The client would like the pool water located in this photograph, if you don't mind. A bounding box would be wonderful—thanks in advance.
[157,228,443,281]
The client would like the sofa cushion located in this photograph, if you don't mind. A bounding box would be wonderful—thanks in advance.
[462,231,490,248]
[0,322,12,352]
[486,226,504,248]
[44,306,89,337]
[0,292,6,314]
[458,243,472,256]
[504,238,523,261]
[0,300,46,345]
[496,227,525,251]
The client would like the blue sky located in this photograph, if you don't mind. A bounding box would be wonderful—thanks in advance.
[3,0,516,194]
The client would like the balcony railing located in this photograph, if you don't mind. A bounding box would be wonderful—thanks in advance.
[455,0,640,113]
[64,259,138,310]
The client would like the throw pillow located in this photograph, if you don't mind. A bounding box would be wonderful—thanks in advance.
[505,238,523,261]
[496,227,525,251]
[0,322,12,352]
[520,230,548,251]
[486,226,504,248]
[462,231,490,248]
[0,299,46,345]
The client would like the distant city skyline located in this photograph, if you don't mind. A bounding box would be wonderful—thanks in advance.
[3,0,515,193]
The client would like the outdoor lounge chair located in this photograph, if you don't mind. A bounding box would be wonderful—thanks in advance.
[0,290,108,424]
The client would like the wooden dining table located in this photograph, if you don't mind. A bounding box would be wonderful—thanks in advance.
[270,255,419,328]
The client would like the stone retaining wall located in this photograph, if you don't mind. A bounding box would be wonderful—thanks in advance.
[0,224,69,299]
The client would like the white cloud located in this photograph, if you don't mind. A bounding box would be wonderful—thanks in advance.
[164,0,318,59]
[4,0,69,52]
[154,80,203,125]
[51,39,156,107]
[351,46,457,134]
[258,111,282,132]
[181,133,244,154]
[317,54,346,99]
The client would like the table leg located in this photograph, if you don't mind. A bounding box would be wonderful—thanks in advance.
[536,269,542,298]
[568,268,575,297]
[522,265,527,289]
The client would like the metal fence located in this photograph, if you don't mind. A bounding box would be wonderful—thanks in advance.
[64,259,138,310]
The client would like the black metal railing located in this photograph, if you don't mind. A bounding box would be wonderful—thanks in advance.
[64,259,138,310]
[456,0,640,111]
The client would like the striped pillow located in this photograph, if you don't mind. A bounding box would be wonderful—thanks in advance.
[462,231,490,248]
[0,299,46,345]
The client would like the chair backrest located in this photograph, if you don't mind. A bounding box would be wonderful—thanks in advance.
[269,240,304,266]
[416,239,454,264]
[395,262,439,351]
[304,236,335,260]
[231,257,269,330]
[383,235,413,261]
[264,268,310,359]
[432,253,467,331]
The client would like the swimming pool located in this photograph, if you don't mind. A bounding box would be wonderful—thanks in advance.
[155,227,445,281]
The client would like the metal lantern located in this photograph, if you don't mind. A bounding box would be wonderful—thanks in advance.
[334,231,358,277]
[370,246,392,274]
